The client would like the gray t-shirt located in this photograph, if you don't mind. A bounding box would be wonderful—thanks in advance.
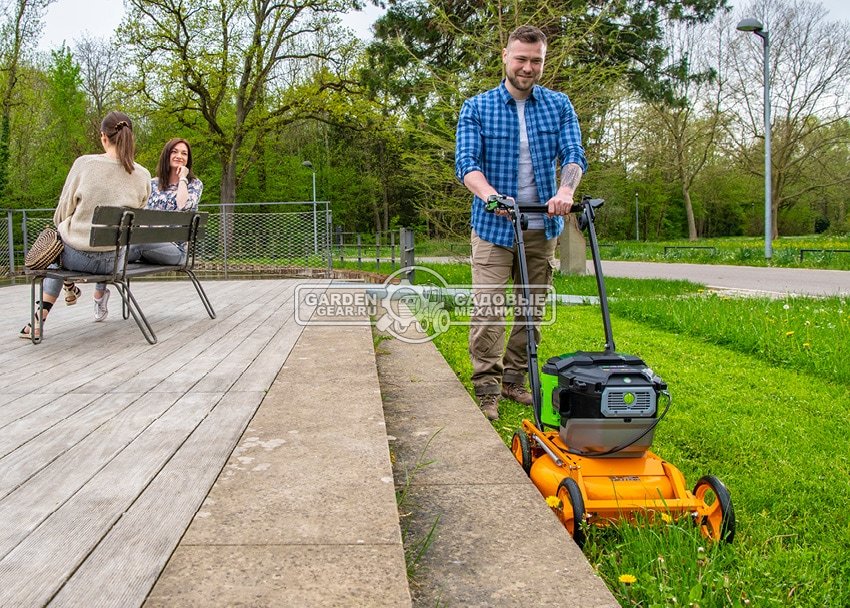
[515,99,545,230]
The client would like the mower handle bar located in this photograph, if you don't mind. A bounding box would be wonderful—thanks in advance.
[485,194,604,215]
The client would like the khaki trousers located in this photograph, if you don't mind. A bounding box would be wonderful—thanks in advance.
[469,229,556,396]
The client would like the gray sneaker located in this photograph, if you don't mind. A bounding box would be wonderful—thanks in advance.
[478,394,500,421]
[94,289,110,322]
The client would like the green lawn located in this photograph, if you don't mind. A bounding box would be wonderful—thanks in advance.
[431,293,850,607]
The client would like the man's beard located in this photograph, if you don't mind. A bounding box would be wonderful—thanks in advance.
[507,71,538,92]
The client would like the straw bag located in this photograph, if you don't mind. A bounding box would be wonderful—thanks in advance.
[24,227,64,270]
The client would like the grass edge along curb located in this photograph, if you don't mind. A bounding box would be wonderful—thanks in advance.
[431,303,850,608]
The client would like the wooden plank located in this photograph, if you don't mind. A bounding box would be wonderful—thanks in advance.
[0,279,199,373]
[0,280,238,394]
[229,312,307,393]
[0,279,245,369]
[0,280,232,370]
[112,281,296,394]
[189,287,299,393]
[140,281,297,393]
[228,283,325,392]
[0,392,110,459]
[0,392,182,557]
[65,283,250,394]
[0,279,327,606]
[49,391,266,607]
[0,391,222,606]
[0,280,221,374]
[0,393,138,498]
[0,392,59,427]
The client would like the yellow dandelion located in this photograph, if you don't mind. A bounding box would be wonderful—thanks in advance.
[803,342,811,349]
[545,496,562,509]
[619,574,637,585]
[785,331,795,337]
[660,513,672,524]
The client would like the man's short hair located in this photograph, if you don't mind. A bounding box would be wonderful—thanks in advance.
[508,25,547,47]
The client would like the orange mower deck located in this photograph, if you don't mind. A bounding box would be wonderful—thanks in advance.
[512,420,735,547]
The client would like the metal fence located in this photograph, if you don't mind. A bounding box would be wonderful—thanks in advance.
[332,227,415,269]
[2,201,415,280]
[195,201,334,278]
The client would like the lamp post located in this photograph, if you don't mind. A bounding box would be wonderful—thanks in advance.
[737,17,773,259]
[302,160,318,255]
[635,192,639,241]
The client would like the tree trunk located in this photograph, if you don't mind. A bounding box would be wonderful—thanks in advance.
[0,115,10,197]
[219,154,237,260]
[683,186,697,241]
[0,2,25,198]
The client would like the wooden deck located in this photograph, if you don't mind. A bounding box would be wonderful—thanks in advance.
[0,278,322,606]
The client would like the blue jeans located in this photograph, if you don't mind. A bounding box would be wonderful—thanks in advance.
[128,243,186,266]
[43,244,123,298]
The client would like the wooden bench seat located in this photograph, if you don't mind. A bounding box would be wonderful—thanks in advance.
[25,206,216,345]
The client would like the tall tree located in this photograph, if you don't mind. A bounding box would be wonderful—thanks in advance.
[0,0,54,198]
[120,0,362,209]
[727,0,850,239]
[364,0,729,239]
[645,15,730,240]
[9,46,88,206]
[73,34,122,133]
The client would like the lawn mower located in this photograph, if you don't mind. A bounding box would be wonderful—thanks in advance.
[485,194,735,547]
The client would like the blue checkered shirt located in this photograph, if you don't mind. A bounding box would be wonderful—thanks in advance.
[455,81,587,248]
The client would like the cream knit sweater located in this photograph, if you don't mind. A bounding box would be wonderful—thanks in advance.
[53,154,152,252]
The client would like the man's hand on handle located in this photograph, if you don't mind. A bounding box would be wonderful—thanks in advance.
[545,190,574,216]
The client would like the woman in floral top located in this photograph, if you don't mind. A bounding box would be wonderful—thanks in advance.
[130,138,204,265]
[147,138,203,211]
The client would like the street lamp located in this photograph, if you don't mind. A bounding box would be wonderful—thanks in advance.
[737,17,773,259]
[634,192,639,241]
[302,160,318,254]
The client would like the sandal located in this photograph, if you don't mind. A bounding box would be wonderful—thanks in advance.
[20,300,51,340]
[19,323,41,340]
[64,283,81,305]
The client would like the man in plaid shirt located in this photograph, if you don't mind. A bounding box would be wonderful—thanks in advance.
[455,25,587,421]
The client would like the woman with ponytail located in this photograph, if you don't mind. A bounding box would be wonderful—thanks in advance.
[19,111,151,339]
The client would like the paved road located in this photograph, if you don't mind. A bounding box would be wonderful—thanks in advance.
[597,261,849,297]
[416,256,849,297]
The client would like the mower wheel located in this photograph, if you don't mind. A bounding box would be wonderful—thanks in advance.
[693,475,735,543]
[511,431,532,475]
[556,478,587,548]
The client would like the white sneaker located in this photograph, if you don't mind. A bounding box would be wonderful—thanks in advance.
[94,289,110,322]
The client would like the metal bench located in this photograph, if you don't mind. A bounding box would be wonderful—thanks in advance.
[799,248,850,262]
[663,245,718,255]
[25,206,216,345]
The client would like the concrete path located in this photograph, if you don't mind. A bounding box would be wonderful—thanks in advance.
[597,260,850,297]
[146,322,410,607]
[416,256,850,297]
[377,327,617,607]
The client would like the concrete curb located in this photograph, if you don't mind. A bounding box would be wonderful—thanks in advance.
[376,332,618,607]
